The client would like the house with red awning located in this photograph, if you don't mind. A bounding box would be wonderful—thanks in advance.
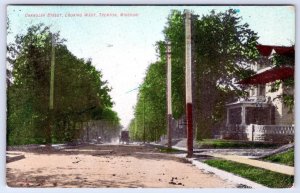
[221,45,294,143]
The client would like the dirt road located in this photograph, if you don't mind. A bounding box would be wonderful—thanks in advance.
[6,144,236,188]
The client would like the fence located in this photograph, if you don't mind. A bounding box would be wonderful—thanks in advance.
[221,124,294,143]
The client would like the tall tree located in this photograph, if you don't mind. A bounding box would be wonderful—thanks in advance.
[7,24,120,145]
[191,9,258,139]
[131,9,259,141]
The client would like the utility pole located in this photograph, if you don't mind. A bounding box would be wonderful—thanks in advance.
[166,41,173,149]
[50,34,55,110]
[134,117,137,139]
[47,33,55,146]
[143,95,145,144]
[185,10,193,157]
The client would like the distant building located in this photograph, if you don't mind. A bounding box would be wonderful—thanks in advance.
[221,45,294,143]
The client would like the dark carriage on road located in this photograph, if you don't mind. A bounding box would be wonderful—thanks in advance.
[120,131,129,144]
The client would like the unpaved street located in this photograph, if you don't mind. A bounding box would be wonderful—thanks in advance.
[7,144,236,188]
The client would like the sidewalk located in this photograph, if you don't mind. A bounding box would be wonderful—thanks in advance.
[211,154,294,176]
[170,144,294,176]
[146,142,294,176]
[6,152,25,163]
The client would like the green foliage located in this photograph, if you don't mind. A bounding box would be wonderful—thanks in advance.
[7,24,120,145]
[129,61,167,142]
[163,10,186,119]
[268,52,295,112]
[283,77,295,88]
[205,159,294,188]
[269,80,281,92]
[282,94,294,113]
[191,9,258,139]
[159,147,181,153]
[264,149,294,166]
[130,9,259,141]
[270,78,294,113]
[196,139,279,149]
[272,53,294,67]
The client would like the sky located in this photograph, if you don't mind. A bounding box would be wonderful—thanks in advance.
[7,5,295,128]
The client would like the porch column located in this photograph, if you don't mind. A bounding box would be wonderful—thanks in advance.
[269,106,273,124]
[241,106,246,125]
[226,108,230,126]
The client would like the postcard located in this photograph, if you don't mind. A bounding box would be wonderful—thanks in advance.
[6,5,295,188]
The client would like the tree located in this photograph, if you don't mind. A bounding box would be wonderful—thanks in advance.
[191,9,259,139]
[8,24,54,144]
[269,49,295,112]
[7,23,120,145]
[131,9,259,141]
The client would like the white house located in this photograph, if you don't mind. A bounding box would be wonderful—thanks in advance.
[221,45,294,143]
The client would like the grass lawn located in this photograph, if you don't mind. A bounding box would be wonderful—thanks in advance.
[204,159,293,188]
[264,149,294,166]
[159,147,182,153]
[197,139,279,149]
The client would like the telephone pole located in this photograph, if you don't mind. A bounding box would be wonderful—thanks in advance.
[166,41,173,149]
[185,10,193,157]
[134,117,137,139]
[50,33,55,110]
[47,33,55,146]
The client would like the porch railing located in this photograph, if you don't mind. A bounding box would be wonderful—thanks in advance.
[221,124,294,143]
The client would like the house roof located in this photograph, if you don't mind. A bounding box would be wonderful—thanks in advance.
[256,45,294,57]
[237,66,294,85]
[237,45,295,85]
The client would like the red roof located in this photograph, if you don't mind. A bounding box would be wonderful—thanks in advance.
[256,45,294,56]
[237,67,294,85]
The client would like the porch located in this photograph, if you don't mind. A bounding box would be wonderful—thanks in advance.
[221,98,294,143]
[226,97,274,126]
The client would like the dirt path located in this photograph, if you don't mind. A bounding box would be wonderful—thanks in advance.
[6,144,236,188]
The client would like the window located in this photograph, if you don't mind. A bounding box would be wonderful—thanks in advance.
[258,84,266,97]
[250,87,256,96]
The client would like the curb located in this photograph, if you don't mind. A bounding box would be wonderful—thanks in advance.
[6,154,25,163]
[189,158,268,188]
[175,154,268,188]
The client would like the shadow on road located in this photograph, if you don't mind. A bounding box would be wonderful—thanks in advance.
[8,144,190,163]
[7,167,143,188]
